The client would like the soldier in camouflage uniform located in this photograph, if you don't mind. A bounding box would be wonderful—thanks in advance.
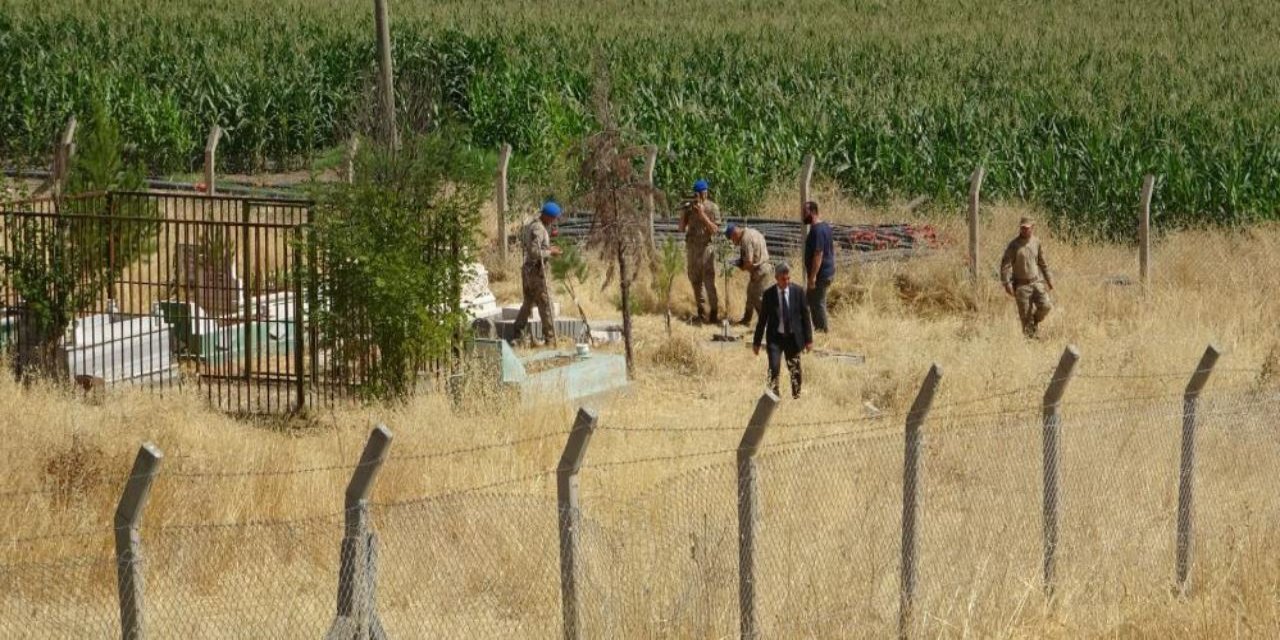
[511,201,563,345]
[1000,217,1054,339]
[679,179,720,323]
[726,223,773,325]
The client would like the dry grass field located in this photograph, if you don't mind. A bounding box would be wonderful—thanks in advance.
[4,185,1280,637]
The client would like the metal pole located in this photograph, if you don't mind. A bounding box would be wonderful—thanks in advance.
[1042,345,1080,597]
[114,442,164,640]
[1139,174,1154,287]
[737,391,780,640]
[968,166,986,282]
[292,227,306,412]
[899,364,942,640]
[1176,345,1221,594]
[372,0,397,148]
[497,143,512,262]
[327,424,393,639]
[241,201,254,389]
[557,408,598,640]
[204,125,223,196]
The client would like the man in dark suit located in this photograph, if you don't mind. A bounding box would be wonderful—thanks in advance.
[752,262,814,399]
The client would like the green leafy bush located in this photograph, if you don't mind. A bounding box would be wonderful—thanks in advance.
[308,130,484,400]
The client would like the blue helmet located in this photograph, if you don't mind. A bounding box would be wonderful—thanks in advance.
[693,179,709,193]
[540,201,562,218]
[724,223,737,239]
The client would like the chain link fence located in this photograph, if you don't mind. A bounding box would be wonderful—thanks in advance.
[3,348,1279,637]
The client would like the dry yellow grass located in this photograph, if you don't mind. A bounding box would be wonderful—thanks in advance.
[4,188,1280,638]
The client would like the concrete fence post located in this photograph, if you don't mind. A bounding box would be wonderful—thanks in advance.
[497,143,512,261]
[114,442,164,640]
[326,424,393,640]
[1139,175,1154,287]
[557,408,598,640]
[1176,345,1221,594]
[899,364,942,639]
[644,145,658,248]
[968,166,986,282]
[1042,345,1080,598]
[203,125,223,195]
[737,391,780,640]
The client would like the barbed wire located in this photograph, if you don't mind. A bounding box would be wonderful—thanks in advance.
[373,469,558,510]
[387,430,570,463]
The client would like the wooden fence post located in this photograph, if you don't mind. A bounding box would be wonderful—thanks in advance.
[326,424,393,640]
[114,442,164,640]
[372,0,397,148]
[497,143,512,261]
[345,136,360,184]
[557,408,598,640]
[968,166,986,282]
[800,154,815,236]
[737,391,780,640]
[1042,345,1080,598]
[644,145,658,248]
[1175,345,1221,594]
[51,116,78,197]
[203,125,223,195]
[899,364,942,639]
[1139,175,1154,287]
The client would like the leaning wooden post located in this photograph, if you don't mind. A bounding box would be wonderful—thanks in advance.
[372,0,397,148]
[967,166,986,282]
[497,143,512,262]
[114,442,164,640]
[1175,345,1221,595]
[203,125,223,196]
[799,154,815,236]
[1042,345,1080,598]
[644,145,658,248]
[1139,174,1154,287]
[558,408,598,640]
[899,364,942,640]
[737,391,780,640]
[327,425,393,639]
[52,116,78,197]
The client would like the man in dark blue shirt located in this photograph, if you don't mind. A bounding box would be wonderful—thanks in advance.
[802,201,836,332]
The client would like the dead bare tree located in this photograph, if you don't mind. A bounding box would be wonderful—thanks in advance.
[577,57,659,378]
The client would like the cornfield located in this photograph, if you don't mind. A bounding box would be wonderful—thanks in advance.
[3,0,1280,233]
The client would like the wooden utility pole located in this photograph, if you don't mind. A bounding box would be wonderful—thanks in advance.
[373,0,397,147]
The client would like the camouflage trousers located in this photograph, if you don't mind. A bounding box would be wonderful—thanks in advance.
[742,264,773,324]
[1015,283,1052,338]
[513,263,555,343]
[686,242,719,319]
